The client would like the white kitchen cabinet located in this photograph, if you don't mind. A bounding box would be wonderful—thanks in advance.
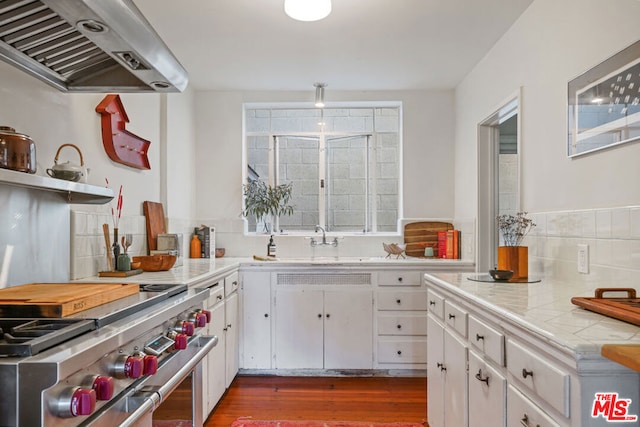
[468,350,506,427]
[274,287,373,369]
[240,271,272,369]
[203,284,226,418]
[375,269,428,369]
[224,286,239,387]
[508,385,561,427]
[427,312,468,427]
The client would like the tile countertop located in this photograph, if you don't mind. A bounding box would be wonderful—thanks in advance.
[77,257,474,287]
[425,272,640,359]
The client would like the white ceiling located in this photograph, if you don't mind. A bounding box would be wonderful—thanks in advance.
[134,0,533,92]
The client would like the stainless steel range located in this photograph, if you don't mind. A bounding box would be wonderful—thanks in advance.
[0,283,217,427]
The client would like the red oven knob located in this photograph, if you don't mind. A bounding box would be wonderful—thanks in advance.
[143,354,158,375]
[175,320,195,336]
[90,375,115,400]
[173,333,188,350]
[113,354,144,379]
[200,309,212,323]
[56,387,96,417]
[194,312,207,328]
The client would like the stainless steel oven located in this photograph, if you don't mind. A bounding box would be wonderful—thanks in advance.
[0,283,218,427]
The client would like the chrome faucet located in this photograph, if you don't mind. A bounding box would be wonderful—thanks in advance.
[310,225,338,247]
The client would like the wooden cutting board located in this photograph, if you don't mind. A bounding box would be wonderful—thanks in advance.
[144,201,166,254]
[0,283,139,317]
[403,221,453,258]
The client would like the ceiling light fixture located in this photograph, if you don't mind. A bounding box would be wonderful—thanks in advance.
[314,83,326,108]
[284,0,332,22]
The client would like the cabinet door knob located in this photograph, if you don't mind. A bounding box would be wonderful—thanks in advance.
[448,313,455,319]
[326,313,330,318]
[264,313,269,318]
[429,300,436,306]
[217,295,223,300]
[397,277,403,282]
[397,350,402,355]
[396,299,402,304]
[476,333,484,341]
[474,369,490,385]
[318,314,322,318]
[436,362,445,371]
[520,414,529,427]
[521,368,533,379]
[397,324,402,329]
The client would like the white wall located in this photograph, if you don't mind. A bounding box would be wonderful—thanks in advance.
[454,0,640,219]
[194,89,456,225]
[0,61,197,281]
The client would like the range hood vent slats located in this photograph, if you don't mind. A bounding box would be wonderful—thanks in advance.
[0,0,188,92]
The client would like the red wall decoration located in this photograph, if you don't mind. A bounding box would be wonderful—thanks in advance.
[95,94,151,170]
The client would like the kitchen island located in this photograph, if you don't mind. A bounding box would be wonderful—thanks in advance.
[426,272,640,427]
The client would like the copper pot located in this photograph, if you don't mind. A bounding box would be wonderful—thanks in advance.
[0,126,36,174]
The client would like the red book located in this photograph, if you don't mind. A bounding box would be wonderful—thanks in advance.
[452,230,460,259]
[446,230,454,259]
[437,231,447,259]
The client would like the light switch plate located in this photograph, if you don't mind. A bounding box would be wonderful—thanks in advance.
[577,244,589,274]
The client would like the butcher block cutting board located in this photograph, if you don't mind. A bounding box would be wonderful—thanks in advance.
[144,201,166,254]
[404,221,453,257]
[0,283,139,318]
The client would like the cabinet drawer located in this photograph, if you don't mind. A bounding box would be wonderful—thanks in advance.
[468,351,506,427]
[377,313,427,336]
[378,271,422,286]
[507,385,561,427]
[206,284,225,308]
[427,289,444,320]
[506,339,570,417]
[225,271,239,296]
[377,290,428,311]
[444,300,468,338]
[468,315,505,366]
[377,337,427,364]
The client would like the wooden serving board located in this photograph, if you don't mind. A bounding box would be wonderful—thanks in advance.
[0,283,139,317]
[144,201,166,254]
[403,221,453,257]
[571,288,640,326]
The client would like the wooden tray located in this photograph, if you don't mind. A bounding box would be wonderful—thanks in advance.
[403,221,453,258]
[0,283,139,317]
[571,288,640,326]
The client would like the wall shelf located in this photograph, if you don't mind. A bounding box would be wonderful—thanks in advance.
[0,168,114,204]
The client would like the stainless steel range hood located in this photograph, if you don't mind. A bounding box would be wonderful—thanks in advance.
[0,0,188,92]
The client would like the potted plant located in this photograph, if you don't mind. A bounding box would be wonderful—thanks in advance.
[243,180,294,233]
[496,212,536,279]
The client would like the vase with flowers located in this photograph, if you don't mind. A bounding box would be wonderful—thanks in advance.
[496,212,536,279]
[243,180,294,233]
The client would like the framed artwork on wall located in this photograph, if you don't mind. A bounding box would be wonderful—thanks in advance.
[568,39,640,157]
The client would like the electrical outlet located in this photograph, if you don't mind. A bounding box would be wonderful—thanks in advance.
[577,244,589,274]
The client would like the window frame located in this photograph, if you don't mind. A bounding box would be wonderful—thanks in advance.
[242,101,404,236]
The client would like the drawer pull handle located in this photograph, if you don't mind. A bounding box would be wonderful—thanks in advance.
[520,413,536,427]
[232,281,238,286]
[522,368,534,379]
[436,362,444,370]
[429,300,436,306]
[397,350,402,355]
[448,313,455,319]
[217,295,223,300]
[396,299,402,304]
[476,333,484,341]
[397,277,403,282]
[474,369,490,385]
[397,324,402,329]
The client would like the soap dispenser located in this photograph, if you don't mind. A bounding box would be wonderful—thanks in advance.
[267,235,276,257]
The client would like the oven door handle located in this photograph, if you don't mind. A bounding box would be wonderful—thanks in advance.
[156,334,218,401]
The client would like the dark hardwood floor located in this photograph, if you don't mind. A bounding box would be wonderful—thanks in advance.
[204,375,428,427]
